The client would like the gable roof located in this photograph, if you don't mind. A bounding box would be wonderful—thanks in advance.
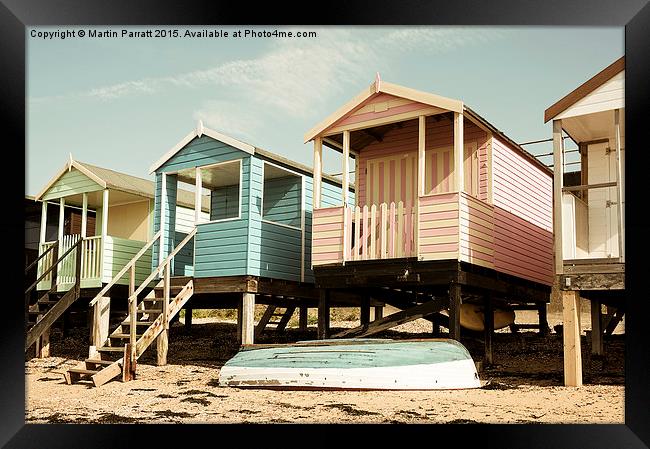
[544,56,625,123]
[303,78,464,143]
[34,158,205,210]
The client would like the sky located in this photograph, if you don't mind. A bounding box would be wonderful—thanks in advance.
[26,26,623,195]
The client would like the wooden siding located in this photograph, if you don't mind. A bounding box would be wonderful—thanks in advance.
[41,168,103,201]
[327,93,445,134]
[211,184,240,220]
[478,140,490,202]
[556,71,624,120]
[491,137,553,285]
[419,193,459,261]
[173,231,194,276]
[459,192,495,269]
[102,236,153,286]
[312,206,345,266]
[357,117,488,207]
[175,205,208,234]
[262,176,301,228]
[157,135,249,173]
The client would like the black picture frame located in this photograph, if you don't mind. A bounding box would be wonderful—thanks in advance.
[2,0,649,447]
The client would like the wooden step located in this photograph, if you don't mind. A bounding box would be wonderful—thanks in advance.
[37,300,59,306]
[85,359,114,366]
[68,368,100,375]
[97,346,125,353]
[121,320,156,326]
[110,333,143,339]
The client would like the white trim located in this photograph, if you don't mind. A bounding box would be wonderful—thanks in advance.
[149,125,255,174]
[194,166,202,224]
[39,201,47,246]
[300,175,306,283]
[34,159,107,201]
[159,173,167,268]
[196,217,242,226]
[58,198,65,243]
[81,193,88,238]
[261,219,302,232]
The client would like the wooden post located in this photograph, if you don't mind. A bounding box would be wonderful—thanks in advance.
[236,302,243,342]
[195,167,202,224]
[553,120,564,275]
[591,299,603,356]
[342,130,350,206]
[81,193,88,238]
[453,113,464,192]
[101,189,109,282]
[159,174,166,269]
[484,294,493,366]
[92,296,110,348]
[39,201,47,246]
[539,303,549,336]
[614,109,624,262]
[374,306,383,321]
[299,306,308,331]
[241,293,255,345]
[185,308,193,331]
[562,290,582,387]
[318,289,330,340]
[35,314,50,358]
[449,283,461,341]
[313,137,323,209]
[123,344,136,382]
[416,115,426,259]
[360,295,371,326]
[156,329,168,366]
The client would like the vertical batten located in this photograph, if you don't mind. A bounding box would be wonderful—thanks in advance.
[313,137,323,209]
[195,167,202,224]
[81,193,88,238]
[342,130,350,206]
[39,201,47,246]
[454,112,464,192]
[552,120,564,275]
[614,109,624,262]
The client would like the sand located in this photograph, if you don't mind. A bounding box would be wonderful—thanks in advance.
[25,311,624,424]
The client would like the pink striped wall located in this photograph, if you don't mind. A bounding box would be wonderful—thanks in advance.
[357,117,488,208]
[491,137,554,285]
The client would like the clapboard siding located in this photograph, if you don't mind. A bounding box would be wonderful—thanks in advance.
[102,236,152,285]
[212,184,240,220]
[312,206,344,265]
[419,193,459,260]
[158,135,248,173]
[41,168,103,201]
[262,176,301,228]
[459,192,495,269]
[491,137,553,286]
[175,206,209,234]
[557,71,625,119]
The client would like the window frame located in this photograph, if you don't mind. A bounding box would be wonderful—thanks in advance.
[193,158,243,225]
[260,160,304,231]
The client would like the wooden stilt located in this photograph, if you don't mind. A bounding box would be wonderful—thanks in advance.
[538,303,549,336]
[241,293,255,345]
[374,305,383,321]
[122,344,136,382]
[156,329,169,366]
[299,306,308,331]
[562,290,582,387]
[484,295,493,366]
[318,289,330,340]
[92,296,110,348]
[360,295,371,326]
[185,308,193,331]
[37,330,50,358]
[590,299,603,356]
[236,302,243,342]
[449,283,461,341]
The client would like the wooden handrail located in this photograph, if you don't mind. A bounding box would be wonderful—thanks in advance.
[126,228,197,302]
[88,230,162,307]
[562,181,617,192]
[25,241,58,274]
[25,237,82,296]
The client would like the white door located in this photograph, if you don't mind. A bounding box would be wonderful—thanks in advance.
[587,141,619,258]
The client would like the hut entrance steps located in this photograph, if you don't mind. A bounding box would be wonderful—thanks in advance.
[63,229,197,387]
[255,305,297,339]
[25,236,83,356]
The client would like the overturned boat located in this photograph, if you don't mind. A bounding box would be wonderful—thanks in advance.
[219,338,481,390]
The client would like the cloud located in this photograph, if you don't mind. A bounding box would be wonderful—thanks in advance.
[192,101,261,143]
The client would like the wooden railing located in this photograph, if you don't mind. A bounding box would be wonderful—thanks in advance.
[37,235,103,287]
[37,241,58,284]
[81,236,103,280]
[346,201,416,261]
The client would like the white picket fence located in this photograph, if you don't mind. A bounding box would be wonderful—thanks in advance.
[37,234,102,286]
[345,201,416,261]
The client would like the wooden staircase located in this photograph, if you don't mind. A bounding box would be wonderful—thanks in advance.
[255,305,296,338]
[25,237,83,353]
[63,228,196,387]
[64,279,194,387]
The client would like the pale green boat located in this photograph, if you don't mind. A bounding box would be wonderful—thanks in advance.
[219,338,481,390]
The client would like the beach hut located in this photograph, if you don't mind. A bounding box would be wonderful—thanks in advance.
[305,75,554,362]
[544,57,625,387]
[27,157,205,358]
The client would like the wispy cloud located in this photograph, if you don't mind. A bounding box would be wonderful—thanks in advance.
[29,27,507,118]
[192,100,261,143]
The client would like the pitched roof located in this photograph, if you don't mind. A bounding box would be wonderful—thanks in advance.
[34,158,207,210]
[544,56,625,123]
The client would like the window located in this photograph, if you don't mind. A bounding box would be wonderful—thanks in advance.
[262,162,302,228]
[201,160,242,222]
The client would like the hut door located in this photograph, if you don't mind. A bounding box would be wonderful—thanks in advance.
[365,152,418,208]
[587,142,618,258]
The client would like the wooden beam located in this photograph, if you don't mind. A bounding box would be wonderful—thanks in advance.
[333,297,448,338]
[318,289,330,340]
[454,113,464,192]
[539,303,549,336]
[156,329,168,366]
[255,305,276,339]
[185,308,192,331]
[484,294,493,365]
[58,198,65,243]
[159,174,166,268]
[26,285,80,350]
[449,283,461,340]
[360,295,370,326]
[299,306,308,331]
[553,120,564,275]
[614,108,624,262]
[313,137,323,209]
[92,296,110,348]
[562,290,582,387]
[241,293,255,345]
[81,193,88,238]
[590,299,603,356]
[374,306,383,321]
[342,130,350,205]
[39,201,47,246]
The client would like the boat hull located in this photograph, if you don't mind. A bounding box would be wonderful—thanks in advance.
[219,339,481,390]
